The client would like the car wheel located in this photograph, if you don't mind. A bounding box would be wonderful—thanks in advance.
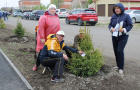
[65,17,70,24]
[132,18,136,24]
[78,18,82,26]
[34,17,37,20]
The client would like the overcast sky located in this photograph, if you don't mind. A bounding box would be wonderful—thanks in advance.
[0,0,50,9]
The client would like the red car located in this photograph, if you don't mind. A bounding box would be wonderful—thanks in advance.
[65,9,98,26]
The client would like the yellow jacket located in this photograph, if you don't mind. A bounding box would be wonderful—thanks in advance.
[39,34,78,60]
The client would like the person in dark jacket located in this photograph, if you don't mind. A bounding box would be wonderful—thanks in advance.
[108,3,133,75]
[3,11,6,20]
[39,31,84,83]
[5,11,8,20]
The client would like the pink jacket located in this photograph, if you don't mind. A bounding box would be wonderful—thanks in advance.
[36,12,60,52]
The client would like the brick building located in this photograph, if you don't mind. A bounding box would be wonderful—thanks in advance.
[19,0,40,10]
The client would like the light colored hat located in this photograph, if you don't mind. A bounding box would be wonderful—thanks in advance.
[48,4,56,10]
[56,31,65,35]
[79,28,85,33]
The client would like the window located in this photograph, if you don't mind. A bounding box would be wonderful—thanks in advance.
[60,9,66,12]
[76,10,81,14]
[84,10,96,13]
[72,10,76,14]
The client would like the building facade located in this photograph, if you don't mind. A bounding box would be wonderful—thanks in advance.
[95,0,140,17]
[71,0,87,9]
[51,0,72,9]
[19,0,40,10]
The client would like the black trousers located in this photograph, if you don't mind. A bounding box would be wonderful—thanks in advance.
[36,50,41,67]
[112,36,128,70]
[40,57,66,77]
[36,49,71,67]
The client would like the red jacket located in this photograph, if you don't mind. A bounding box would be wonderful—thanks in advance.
[36,11,60,52]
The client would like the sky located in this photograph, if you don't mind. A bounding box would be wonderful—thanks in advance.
[0,0,50,9]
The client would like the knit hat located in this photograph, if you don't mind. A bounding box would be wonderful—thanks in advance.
[56,31,65,36]
[48,4,56,10]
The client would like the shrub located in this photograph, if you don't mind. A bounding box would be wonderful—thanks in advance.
[14,21,25,38]
[0,19,6,29]
[68,26,104,77]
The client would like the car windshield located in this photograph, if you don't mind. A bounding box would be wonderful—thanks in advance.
[37,11,44,15]
[125,10,133,13]
[60,9,66,12]
[84,10,96,13]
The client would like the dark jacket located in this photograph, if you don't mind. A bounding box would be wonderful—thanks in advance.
[108,3,133,38]
[39,34,78,60]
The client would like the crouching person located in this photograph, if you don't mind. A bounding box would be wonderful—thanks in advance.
[39,31,83,83]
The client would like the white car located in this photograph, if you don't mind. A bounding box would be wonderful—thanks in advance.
[12,12,23,17]
[56,9,68,18]
[124,10,140,24]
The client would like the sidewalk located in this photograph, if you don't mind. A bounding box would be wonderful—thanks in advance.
[0,49,33,90]
[98,16,111,24]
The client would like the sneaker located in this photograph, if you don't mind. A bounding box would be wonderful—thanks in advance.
[113,66,119,70]
[119,69,123,75]
[32,64,37,71]
[51,78,65,83]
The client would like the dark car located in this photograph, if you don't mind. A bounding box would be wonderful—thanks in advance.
[65,9,98,26]
[29,10,44,20]
[21,12,32,19]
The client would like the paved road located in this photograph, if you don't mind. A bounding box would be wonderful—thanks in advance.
[0,49,33,90]
[4,17,140,63]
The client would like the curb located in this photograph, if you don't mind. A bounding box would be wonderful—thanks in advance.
[0,49,34,90]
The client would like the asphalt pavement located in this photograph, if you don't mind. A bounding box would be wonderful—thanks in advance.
[0,49,33,90]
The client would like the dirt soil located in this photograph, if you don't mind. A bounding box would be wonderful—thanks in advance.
[0,24,140,90]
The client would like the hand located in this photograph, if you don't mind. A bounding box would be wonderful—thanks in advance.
[63,54,68,60]
[111,28,115,32]
[78,51,84,55]
[41,39,45,44]
[118,28,124,32]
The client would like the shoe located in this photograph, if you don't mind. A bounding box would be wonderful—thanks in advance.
[119,69,123,75]
[51,78,65,83]
[32,64,37,71]
[113,66,119,70]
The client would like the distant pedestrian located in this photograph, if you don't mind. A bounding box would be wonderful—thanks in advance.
[3,11,6,20]
[108,3,133,75]
[5,11,8,20]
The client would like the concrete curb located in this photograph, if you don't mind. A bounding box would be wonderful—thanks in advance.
[0,49,34,90]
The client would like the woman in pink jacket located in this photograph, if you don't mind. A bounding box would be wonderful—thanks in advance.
[33,4,60,71]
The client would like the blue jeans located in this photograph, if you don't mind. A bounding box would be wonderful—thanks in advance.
[112,35,128,70]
